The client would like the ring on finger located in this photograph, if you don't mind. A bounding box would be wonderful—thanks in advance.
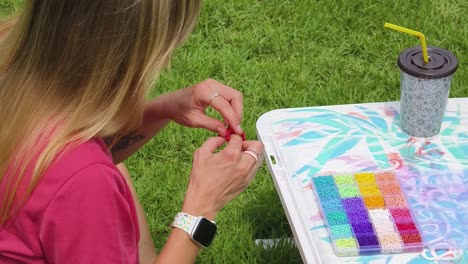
[252,150,263,163]
[243,150,259,163]
[208,92,219,103]
[247,149,260,158]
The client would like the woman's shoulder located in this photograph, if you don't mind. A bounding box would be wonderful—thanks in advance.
[52,137,114,173]
[0,139,138,263]
[39,138,122,195]
[1,137,124,223]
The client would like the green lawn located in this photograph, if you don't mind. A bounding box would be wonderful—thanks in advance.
[2,0,468,263]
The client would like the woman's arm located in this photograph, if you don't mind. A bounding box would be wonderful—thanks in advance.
[108,98,171,165]
[155,136,264,263]
[108,79,244,164]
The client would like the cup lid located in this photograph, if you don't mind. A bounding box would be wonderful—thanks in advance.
[397,46,458,79]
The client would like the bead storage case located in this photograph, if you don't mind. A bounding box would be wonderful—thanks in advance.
[312,171,423,257]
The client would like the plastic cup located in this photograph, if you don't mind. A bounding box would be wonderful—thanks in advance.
[398,46,458,137]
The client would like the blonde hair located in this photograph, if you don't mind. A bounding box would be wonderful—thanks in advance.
[0,0,201,224]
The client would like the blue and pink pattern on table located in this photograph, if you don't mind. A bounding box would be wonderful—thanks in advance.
[270,100,468,263]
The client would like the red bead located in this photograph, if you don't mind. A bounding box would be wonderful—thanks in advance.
[224,128,246,141]
[225,128,231,141]
[396,221,417,231]
[400,232,422,244]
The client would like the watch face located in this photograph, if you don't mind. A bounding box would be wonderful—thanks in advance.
[192,218,217,247]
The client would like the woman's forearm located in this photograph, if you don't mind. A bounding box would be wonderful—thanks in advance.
[109,98,171,164]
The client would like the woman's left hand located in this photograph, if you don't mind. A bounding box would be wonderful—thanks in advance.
[155,78,244,137]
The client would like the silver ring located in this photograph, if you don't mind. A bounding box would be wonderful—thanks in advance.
[243,150,259,162]
[208,92,219,103]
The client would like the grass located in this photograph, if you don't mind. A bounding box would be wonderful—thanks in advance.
[2,0,468,263]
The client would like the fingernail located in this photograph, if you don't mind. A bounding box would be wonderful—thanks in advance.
[236,125,243,133]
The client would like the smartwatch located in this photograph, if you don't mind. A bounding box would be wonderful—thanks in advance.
[171,212,217,248]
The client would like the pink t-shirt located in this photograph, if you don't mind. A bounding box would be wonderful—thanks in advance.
[0,139,140,263]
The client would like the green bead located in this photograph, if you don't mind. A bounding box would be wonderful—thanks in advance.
[334,174,355,185]
[335,238,358,248]
[338,185,360,198]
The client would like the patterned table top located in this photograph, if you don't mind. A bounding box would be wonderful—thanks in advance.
[256,98,468,264]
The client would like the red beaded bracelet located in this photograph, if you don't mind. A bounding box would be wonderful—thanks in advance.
[224,128,246,141]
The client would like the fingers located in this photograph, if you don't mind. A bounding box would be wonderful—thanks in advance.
[242,140,264,156]
[209,97,241,133]
[222,134,244,155]
[201,79,244,134]
[240,140,265,169]
[191,114,227,136]
[207,79,243,128]
[199,136,264,175]
[197,137,226,157]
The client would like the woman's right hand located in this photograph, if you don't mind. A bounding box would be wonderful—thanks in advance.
[181,135,264,220]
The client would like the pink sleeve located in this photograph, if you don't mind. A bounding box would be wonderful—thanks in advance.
[39,164,139,264]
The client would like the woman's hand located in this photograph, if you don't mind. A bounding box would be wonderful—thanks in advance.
[181,135,264,220]
[155,79,244,137]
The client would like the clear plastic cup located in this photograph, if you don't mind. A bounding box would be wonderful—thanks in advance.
[398,46,458,138]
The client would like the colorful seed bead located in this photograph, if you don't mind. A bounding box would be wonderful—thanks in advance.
[358,184,381,196]
[368,209,391,220]
[400,232,423,244]
[350,221,374,234]
[342,197,366,211]
[338,185,360,198]
[384,195,408,207]
[316,186,340,200]
[375,171,398,183]
[396,221,418,231]
[335,237,358,248]
[373,220,397,232]
[346,210,370,223]
[322,199,344,212]
[379,183,403,195]
[335,237,359,256]
[356,233,380,247]
[382,244,404,254]
[330,224,353,238]
[312,171,423,256]
[390,208,412,220]
[354,172,377,185]
[379,233,403,254]
[334,174,355,185]
[356,233,381,255]
[313,176,335,186]
[326,211,348,225]
[363,195,386,208]
[378,232,402,244]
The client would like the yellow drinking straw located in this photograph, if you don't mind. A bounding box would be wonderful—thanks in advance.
[384,23,429,63]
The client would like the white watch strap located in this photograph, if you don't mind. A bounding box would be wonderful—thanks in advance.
[171,212,216,234]
[171,212,197,233]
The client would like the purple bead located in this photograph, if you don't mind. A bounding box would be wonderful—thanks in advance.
[342,197,366,211]
[356,233,380,254]
[351,221,374,233]
[356,233,379,246]
[347,210,370,223]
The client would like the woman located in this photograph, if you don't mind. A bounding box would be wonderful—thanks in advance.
[0,0,264,263]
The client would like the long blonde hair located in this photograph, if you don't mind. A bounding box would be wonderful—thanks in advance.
[0,0,201,224]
